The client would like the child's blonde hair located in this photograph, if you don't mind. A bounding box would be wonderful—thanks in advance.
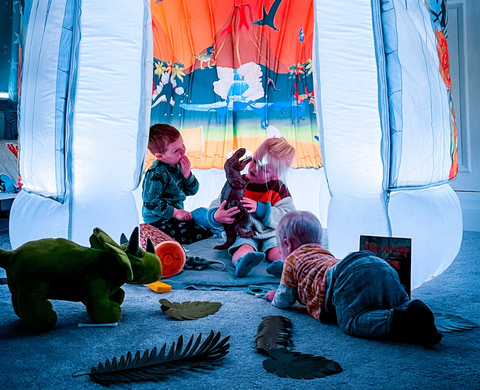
[253,137,296,182]
[148,124,181,155]
[277,210,323,247]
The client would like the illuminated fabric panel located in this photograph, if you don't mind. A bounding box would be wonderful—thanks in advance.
[382,0,458,188]
[18,0,71,201]
[149,0,321,169]
[11,0,152,247]
[313,0,461,289]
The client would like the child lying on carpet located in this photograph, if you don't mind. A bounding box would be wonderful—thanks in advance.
[200,137,297,278]
[142,124,212,245]
[265,210,442,345]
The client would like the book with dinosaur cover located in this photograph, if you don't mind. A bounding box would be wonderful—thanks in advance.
[359,235,412,298]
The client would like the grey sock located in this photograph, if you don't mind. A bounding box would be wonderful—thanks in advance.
[235,252,265,278]
[266,260,284,277]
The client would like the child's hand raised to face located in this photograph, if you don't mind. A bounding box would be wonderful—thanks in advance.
[173,209,193,221]
[180,155,191,178]
[214,200,240,224]
[240,198,257,213]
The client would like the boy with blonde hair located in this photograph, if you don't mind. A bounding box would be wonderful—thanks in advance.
[266,210,442,345]
[204,137,297,277]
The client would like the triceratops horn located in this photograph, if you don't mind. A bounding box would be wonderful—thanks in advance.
[128,227,139,253]
[146,238,155,254]
[120,233,128,245]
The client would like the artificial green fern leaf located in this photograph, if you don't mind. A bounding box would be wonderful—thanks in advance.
[434,314,479,333]
[160,299,222,320]
[80,331,230,386]
[263,348,343,379]
[254,315,293,354]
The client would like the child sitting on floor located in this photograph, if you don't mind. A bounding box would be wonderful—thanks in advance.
[265,210,442,345]
[203,137,296,278]
[142,124,212,245]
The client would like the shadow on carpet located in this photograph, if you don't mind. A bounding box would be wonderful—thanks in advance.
[164,236,280,291]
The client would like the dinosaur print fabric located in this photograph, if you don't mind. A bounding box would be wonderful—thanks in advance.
[149,0,321,169]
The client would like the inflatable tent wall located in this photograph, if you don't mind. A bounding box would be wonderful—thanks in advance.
[10,0,462,290]
[313,0,462,288]
[10,0,153,246]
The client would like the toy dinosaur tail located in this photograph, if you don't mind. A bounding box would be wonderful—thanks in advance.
[214,225,237,251]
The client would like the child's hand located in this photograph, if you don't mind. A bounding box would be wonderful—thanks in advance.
[265,290,276,302]
[180,156,191,178]
[240,197,257,213]
[214,200,240,224]
[173,209,193,221]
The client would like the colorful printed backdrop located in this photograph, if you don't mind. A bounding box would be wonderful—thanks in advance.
[426,0,458,180]
[150,0,321,169]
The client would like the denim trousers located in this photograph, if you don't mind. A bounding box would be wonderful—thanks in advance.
[325,251,410,339]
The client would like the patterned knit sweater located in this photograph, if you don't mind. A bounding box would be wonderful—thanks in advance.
[142,159,199,223]
[207,177,295,240]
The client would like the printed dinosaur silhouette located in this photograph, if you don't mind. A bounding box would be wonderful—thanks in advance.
[251,0,284,31]
[194,46,215,70]
[209,94,309,129]
[233,97,309,129]
[233,100,269,129]
[208,97,230,125]
[267,77,280,92]
[268,97,309,125]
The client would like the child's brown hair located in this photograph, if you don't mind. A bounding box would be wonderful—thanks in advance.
[148,124,181,155]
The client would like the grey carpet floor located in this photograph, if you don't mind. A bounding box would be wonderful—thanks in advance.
[0,224,479,390]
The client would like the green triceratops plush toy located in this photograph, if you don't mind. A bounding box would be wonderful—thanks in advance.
[0,227,162,332]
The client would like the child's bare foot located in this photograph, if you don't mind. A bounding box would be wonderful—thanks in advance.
[235,252,265,277]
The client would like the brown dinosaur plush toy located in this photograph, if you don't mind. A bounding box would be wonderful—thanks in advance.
[0,227,161,332]
[215,148,254,250]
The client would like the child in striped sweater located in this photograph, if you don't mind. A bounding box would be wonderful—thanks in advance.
[205,137,296,277]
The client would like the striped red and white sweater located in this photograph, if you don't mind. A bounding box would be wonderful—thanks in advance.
[208,177,295,240]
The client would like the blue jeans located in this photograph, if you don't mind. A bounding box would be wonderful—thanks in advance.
[325,251,410,339]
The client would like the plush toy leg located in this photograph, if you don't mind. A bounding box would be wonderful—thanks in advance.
[109,288,125,305]
[16,282,58,332]
[85,279,122,323]
[11,293,20,317]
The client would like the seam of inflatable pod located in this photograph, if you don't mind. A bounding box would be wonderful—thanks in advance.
[371,0,393,238]
[65,2,82,240]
